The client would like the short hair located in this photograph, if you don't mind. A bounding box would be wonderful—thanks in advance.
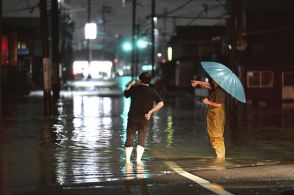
[139,71,151,84]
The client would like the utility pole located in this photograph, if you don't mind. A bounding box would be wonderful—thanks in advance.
[151,0,155,76]
[40,0,52,115]
[0,0,2,122]
[230,0,241,71]
[163,8,167,37]
[131,0,136,79]
[228,0,242,128]
[101,5,107,59]
[135,24,140,76]
[51,0,60,102]
[87,0,92,64]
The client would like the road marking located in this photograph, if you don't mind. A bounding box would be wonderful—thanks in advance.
[165,161,234,195]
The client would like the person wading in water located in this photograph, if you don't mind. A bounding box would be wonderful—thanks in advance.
[191,79,226,159]
[124,72,164,164]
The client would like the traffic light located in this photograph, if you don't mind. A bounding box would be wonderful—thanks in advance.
[136,38,148,49]
[121,38,148,52]
[122,41,132,52]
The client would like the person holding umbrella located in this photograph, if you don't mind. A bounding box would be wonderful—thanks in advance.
[124,71,164,165]
[191,79,226,159]
[191,61,246,159]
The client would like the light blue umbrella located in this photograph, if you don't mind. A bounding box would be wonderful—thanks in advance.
[201,61,246,103]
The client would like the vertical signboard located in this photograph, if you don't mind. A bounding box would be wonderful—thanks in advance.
[43,57,51,92]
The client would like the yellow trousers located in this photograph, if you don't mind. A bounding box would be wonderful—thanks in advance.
[206,104,225,158]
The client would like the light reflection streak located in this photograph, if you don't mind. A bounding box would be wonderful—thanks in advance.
[55,96,113,184]
[119,96,130,173]
[53,123,67,144]
[136,164,150,179]
[120,96,130,145]
[151,113,162,144]
[123,164,150,180]
[117,75,132,143]
[165,112,174,148]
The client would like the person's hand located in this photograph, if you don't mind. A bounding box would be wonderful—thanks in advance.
[201,98,210,105]
[191,80,199,87]
[125,80,137,90]
[126,80,136,88]
[145,112,152,120]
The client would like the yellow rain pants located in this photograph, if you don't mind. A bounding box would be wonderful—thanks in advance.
[206,104,226,158]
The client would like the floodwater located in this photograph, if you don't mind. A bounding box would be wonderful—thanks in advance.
[0,79,294,194]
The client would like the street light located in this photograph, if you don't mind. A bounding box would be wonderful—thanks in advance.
[84,22,96,74]
[85,23,97,39]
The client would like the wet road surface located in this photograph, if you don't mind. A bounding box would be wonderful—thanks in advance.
[1,80,294,195]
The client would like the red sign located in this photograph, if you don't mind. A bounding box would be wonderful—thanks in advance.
[1,36,8,65]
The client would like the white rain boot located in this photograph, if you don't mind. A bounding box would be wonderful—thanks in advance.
[136,145,145,165]
[125,147,133,164]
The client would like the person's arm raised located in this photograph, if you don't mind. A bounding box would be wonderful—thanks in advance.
[125,80,136,91]
[191,80,211,89]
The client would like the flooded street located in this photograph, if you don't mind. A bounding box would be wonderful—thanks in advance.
[1,80,294,195]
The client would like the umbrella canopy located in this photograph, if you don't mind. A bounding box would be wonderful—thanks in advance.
[201,61,246,103]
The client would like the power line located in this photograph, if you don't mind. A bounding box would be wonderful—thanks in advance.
[3,2,39,14]
[164,0,194,16]
[185,4,225,25]
[139,0,194,28]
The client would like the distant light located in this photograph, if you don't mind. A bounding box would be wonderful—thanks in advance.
[117,69,123,76]
[73,60,113,79]
[211,36,221,41]
[114,57,119,64]
[123,65,131,70]
[141,64,152,71]
[153,17,158,23]
[137,39,148,49]
[122,41,132,52]
[154,28,159,36]
[89,61,113,79]
[73,61,89,75]
[167,47,172,61]
[161,58,167,64]
[228,44,232,50]
[157,53,162,57]
[85,23,97,39]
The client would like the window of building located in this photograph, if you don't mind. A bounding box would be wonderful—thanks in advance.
[247,71,274,88]
[282,72,294,86]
